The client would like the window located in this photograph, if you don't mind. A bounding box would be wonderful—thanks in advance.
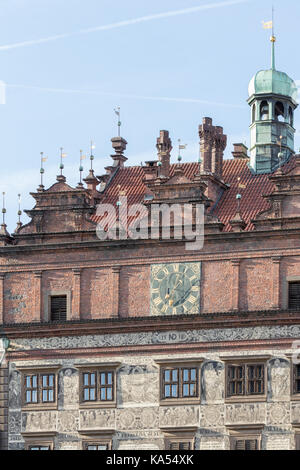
[288,282,300,310]
[24,373,56,406]
[77,363,120,408]
[50,295,67,322]
[275,101,285,122]
[84,442,110,450]
[23,433,56,450]
[162,367,198,400]
[163,430,196,450]
[260,101,269,120]
[81,370,114,403]
[167,441,193,450]
[227,364,264,397]
[293,364,300,395]
[29,445,51,451]
[252,104,256,123]
[228,427,262,450]
[18,366,60,410]
[230,438,259,450]
[289,107,293,125]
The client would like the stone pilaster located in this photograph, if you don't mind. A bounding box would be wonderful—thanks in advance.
[0,365,8,450]
[231,259,240,312]
[111,266,121,318]
[272,256,281,310]
[72,269,82,320]
[0,274,5,324]
[33,271,42,322]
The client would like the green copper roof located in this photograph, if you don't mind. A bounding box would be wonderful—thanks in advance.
[248,69,298,103]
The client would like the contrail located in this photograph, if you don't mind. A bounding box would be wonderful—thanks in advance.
[0,0,249,51]
[7,84,246,109]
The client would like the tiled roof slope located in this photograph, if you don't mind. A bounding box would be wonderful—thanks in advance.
[92,157,297,232]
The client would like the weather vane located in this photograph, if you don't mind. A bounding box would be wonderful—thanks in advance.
[60,147,67,175]
[17,193,22,228]
[262,5,276,69]
[114,107,121,137]
[79,149,87,186]
[2,192,6,225]
[90,140,96,170]
[177,139,187,163]
[40,152,47,188]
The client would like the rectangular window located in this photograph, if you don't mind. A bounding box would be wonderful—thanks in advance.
[288,282,300,310]
[85,443,110,450]
[227,364,264,397]
[168,441,193,450]
[50,295,67,322]
[81,370,115,403]
[232,439,258,450]
[29,446,51,451]
[293,364,300,395]
[24,373,56,405]
[162,367,198,400]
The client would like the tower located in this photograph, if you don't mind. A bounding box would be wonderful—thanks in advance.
[248,34,298,174]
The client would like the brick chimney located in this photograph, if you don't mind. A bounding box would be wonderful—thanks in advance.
[111,137,128,168]
[232,143,249,160]
[156,130,172,178]
[197,117,228,203]
[199,118,227,177]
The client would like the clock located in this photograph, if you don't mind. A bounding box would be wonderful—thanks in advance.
[150,262,201,316]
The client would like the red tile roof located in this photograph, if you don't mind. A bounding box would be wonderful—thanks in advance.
[92,157,297,232]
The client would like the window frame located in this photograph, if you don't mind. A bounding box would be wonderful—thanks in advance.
[22,432,56,450]
[228,426,263,451]
[79,431,114,450]
[162,428,196,451]
[43,290,71,322]
[18,365,60,411]
[156,358,203,406]
[221,356,270,403]
[77,362,120,409]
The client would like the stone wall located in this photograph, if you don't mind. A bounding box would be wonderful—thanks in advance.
[6,327,300,450]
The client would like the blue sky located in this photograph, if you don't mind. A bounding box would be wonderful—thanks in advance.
[0,0,299,231]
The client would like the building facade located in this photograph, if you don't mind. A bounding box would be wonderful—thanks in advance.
[1,41,300,451]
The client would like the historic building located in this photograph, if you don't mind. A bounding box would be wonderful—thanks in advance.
[1,38,300,451]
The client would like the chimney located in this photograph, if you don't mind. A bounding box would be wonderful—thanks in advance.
[143,161,158,180]
[212,126,227,179]
[232,143,249,160]
[156,130,172,178]
[199,118,227,178]
[199,117,214,173]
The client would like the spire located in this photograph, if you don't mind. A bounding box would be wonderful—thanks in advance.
[77,149,86,189]
[0,192,9,237]
[57,147,67,182]
[15,193,22,232]
[271,6,276,70]
[38,152,47,192]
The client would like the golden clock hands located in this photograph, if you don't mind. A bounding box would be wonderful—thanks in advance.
[166,276,183,305]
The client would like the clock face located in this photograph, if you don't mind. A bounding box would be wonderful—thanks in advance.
[150,262,201,316]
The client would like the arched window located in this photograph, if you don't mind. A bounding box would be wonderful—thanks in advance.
[260,101,269,120]
[289,106,294,127]
[252,104,256,123]
[275,101,285,122]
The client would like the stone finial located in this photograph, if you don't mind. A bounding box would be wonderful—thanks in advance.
[110,137,128,168]
[156,130,172,178]
[83,169,100,192]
